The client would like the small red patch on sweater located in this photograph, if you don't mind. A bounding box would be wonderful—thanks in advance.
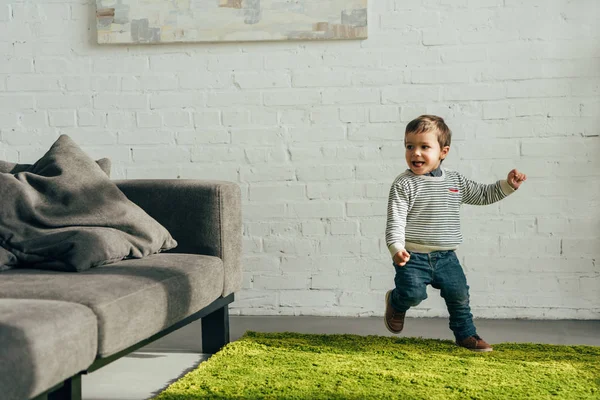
[449,188,459,193]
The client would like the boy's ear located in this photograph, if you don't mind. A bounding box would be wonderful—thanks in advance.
[440,146,450,159]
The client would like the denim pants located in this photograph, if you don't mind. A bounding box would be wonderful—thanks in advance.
[390,250,476,341]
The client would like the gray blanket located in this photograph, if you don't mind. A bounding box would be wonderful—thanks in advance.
[0,135,177,272]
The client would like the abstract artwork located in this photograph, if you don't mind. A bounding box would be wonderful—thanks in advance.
[96,0,368,44]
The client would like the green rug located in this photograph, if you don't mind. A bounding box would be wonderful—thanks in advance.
[154,332,600,400]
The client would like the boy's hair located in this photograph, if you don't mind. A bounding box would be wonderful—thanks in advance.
[405,115,451,148]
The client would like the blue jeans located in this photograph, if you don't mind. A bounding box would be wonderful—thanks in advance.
[390,250,476,341]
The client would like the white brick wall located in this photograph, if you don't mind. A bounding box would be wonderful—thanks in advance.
[1,0,598,319]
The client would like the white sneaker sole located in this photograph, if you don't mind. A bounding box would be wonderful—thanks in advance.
[468,347,493,352]
[457,343,494,352]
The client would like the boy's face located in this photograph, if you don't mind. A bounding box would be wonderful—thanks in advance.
[404,130,450,175]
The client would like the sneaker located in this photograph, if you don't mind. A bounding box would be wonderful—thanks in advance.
[384,290,406,334]
[456,335,493,352]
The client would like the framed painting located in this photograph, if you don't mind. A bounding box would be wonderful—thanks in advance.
[96,0,368,44]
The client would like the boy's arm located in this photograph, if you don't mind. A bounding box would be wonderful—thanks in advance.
[458,173,515,206]
[385,180,409,257]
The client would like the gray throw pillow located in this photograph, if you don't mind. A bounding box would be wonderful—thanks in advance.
[0,135,177,272]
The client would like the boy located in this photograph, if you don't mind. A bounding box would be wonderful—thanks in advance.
[384,115,526,352]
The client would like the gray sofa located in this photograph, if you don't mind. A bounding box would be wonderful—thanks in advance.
[0,179,242,400]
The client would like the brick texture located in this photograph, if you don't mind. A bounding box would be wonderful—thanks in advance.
[1,0,598,319]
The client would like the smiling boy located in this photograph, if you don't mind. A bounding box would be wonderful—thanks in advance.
[384,115,526,352]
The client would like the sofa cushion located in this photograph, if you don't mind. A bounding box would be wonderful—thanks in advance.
[0,253,224,357]
[0,134,177,272]
[0,299,97,400]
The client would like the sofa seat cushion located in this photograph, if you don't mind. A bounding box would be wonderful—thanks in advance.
[0,253,224,357]
[0,299,97,400]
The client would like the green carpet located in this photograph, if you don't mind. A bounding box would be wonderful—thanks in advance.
[154,331,600,399]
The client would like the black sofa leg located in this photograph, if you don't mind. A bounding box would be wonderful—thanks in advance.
[47,374,81,400]
[201,304,230,354]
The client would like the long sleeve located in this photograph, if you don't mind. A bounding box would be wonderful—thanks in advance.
[385,179,410,257]
[383,169,516,253]
[458,174,515,206]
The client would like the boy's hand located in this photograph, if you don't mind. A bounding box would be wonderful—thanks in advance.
[393,249,411,266]
[507,169,527,190]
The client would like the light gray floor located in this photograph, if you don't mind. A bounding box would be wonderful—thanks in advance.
[83,316,600,400]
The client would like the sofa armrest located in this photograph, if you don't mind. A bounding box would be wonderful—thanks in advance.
[115,179,242,296]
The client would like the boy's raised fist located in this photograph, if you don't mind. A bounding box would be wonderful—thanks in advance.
[507,169,527,190]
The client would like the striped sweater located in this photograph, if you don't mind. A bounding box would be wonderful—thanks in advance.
[385,168,515,256]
